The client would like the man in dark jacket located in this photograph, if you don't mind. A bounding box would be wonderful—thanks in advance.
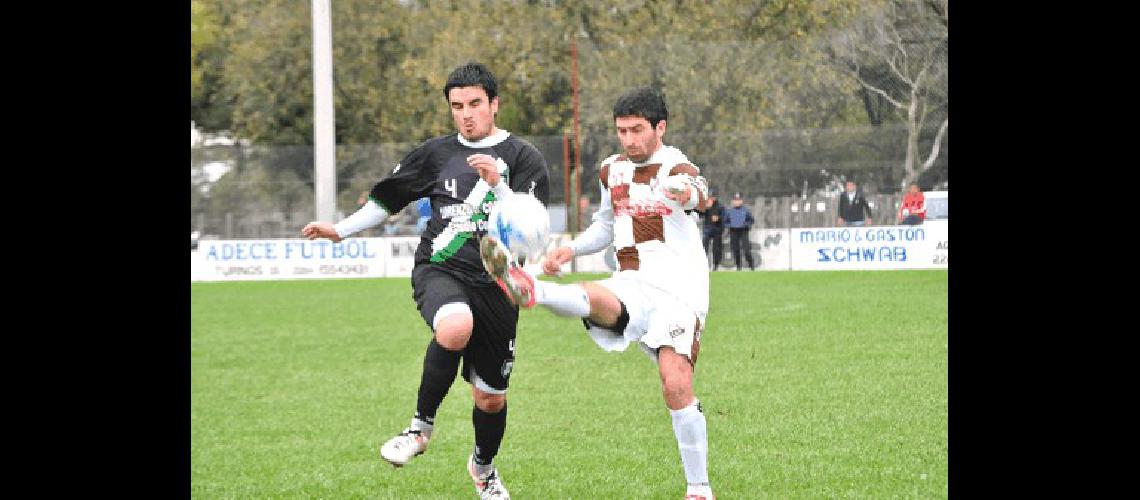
[836,180,873,226]
[724,192,755,271]
[698,190,727,270]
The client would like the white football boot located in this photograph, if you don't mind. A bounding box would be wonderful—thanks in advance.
[379,427,429,467]
[479,236,536,308]
[467,453,510,499]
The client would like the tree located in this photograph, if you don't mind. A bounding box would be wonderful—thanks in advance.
[191,0,231,130]
[828,0,948,190]
[563,0,872,196]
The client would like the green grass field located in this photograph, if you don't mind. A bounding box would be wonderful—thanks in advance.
[191,270,947,499]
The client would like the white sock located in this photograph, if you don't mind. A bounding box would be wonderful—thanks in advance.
[533,281,592,318]
[410,417,433,438]
[670,399,710,491]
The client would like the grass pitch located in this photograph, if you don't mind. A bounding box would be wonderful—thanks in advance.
[191,270,947,499]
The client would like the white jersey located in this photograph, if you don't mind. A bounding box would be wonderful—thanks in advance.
[571,145,709,318]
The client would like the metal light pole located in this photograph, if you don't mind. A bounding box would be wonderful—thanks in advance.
[311,0,337,222]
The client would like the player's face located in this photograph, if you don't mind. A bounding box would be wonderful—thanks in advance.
[846,182,856,193]
[615,115,665,162]
[448,86,498,141]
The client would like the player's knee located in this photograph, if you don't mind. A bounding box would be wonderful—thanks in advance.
[661,378,693,410]
[582,282,622,326]
[659,350,694,409]
[434,314,473,351]
[473,391,506,413]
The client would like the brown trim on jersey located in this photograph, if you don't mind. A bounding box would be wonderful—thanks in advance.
[632,215,665,244]
[616,246,640,271]
[690,317,702,366]
[599,163,611,189]
[632,164,662,184]
[668,163,699,177]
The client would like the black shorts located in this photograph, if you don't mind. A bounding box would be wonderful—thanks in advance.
[411,264,519,393]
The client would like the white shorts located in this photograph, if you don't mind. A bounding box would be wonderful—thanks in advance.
[583,271,706,363]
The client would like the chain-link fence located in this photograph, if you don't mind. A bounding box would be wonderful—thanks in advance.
[191,128,946,239]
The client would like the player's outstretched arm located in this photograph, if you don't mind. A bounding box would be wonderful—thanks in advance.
[302,200,390,242]
[302,221,343,242]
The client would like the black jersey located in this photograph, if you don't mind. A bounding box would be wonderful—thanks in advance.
[369,131,550,287]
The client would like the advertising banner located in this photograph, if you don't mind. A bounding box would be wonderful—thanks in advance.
[789,220,947,270]
[191,238,387,281]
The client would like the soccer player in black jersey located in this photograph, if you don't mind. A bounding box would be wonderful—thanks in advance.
[302,62,549,500]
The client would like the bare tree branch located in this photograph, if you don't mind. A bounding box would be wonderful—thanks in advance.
[856,68,907,109]
[922,119,948,170]
[884,48,915,88]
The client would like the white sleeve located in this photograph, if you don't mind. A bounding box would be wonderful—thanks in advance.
[333,200,390,238]
[568,185,614,256]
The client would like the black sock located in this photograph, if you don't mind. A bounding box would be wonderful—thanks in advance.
[414,338,462,425]
[472,402,508,465]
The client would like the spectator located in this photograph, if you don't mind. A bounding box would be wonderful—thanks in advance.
[837,180,873,227]
[724,192,755,271]
[415,197,432,233]
[897,182,926,225]
[697,189,727,270]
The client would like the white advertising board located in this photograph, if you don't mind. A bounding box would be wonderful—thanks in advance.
[789,220,947,270]
[750,228,793,271]
[382,236,421,277]
[191,223,947,281]
[191,238,388,281]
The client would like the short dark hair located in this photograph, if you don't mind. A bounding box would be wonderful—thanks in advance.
[443,61,498,101]
[613,86,668,127]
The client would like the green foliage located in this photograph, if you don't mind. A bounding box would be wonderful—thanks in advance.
[193,0,886,146]
[190,0,948,200]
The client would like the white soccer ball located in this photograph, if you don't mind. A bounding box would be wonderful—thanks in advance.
[485,192,550,263]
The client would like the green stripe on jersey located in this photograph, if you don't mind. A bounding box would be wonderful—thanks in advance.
[429,191,495,263]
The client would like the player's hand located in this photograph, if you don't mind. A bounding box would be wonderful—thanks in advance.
[711,215,719,223]
[302,221,343,242]
[542,246,575,275]
[663,184,692,206]
[467,154,501,187]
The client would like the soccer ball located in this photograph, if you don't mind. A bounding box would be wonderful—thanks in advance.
[485,192,550,264]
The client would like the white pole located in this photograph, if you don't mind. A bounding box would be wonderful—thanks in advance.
[311,0,337,222]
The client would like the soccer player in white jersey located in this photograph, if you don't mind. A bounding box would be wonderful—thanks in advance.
[481,86,715,500]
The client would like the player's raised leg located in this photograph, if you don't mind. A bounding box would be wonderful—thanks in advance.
[480,236,537,308]
[480,235,619,325]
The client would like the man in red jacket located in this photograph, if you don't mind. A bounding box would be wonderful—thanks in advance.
[897,182,926,225]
